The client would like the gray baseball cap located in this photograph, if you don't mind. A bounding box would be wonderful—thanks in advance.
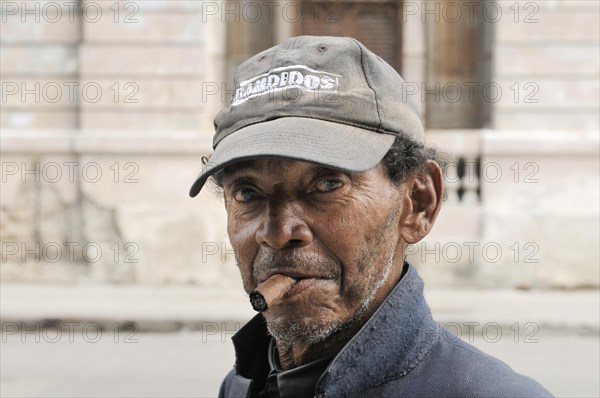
[189,35,423,197]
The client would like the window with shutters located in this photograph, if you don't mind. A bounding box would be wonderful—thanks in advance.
[425,0,493,128]
[297,1,403,73]
[225,1,276,87]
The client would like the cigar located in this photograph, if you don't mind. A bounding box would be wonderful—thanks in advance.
[250,274,297,312]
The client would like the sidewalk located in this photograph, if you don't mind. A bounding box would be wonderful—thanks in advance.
[1,283,598,333]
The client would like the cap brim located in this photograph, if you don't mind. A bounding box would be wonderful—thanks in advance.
[189,117,395,197]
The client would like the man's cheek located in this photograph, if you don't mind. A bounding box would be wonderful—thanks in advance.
[338,276,369,307]
[233,244,258,285]
[231,239,250,261]
[239,269,255,293]
[227,222,258,261]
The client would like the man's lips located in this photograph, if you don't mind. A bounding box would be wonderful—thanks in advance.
[254,270,335,303]
[284,277,321,298]
[257,270,328,285]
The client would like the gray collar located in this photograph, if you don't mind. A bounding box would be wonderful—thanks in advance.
[315,263,440,396]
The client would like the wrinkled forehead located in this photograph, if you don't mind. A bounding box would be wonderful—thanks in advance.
[221,157,350,184]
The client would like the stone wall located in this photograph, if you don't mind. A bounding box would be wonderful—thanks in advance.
[493,0,600,130]
[1,1,237,287]
[400,0,600,288]
[1,0,598,288]
[0,130,242,287]
[410,130,600,289]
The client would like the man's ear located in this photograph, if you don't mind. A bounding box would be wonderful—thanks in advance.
[400,160,444,244]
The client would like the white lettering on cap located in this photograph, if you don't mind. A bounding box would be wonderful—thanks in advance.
[232,65,340,106]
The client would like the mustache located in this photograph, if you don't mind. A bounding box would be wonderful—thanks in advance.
[253,249,340,283]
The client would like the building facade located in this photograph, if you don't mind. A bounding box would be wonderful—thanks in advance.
[1,0,598,288]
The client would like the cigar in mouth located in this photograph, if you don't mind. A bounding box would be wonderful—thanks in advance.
[249,274,297,312]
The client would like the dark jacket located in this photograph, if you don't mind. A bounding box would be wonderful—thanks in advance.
[219,264,554,397]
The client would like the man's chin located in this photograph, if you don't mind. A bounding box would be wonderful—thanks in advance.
[265,316,345,346]
[264,303,369,347]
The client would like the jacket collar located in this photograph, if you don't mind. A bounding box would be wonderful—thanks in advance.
[316,263,440,396]
[231,314,271,395]
[230,263,440,397]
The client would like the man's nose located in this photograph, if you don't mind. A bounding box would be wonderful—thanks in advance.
[255,195,313,250]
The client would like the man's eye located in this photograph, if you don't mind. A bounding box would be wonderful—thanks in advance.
[233,187,258,202]
[314,179,342,193]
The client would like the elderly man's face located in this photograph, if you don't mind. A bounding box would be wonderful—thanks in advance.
[222,158,409,345]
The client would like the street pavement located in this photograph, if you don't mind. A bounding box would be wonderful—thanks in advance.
[1,283,599,397]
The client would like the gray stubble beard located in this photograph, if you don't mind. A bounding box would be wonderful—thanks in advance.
[265,204,401,348]
[266,252,395,348]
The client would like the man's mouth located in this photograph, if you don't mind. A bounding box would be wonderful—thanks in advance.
[284,277,320,298]
[258,270,322,284]
[250,272,332,312]
[250,274,297,312]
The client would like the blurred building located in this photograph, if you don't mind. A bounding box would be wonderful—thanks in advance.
[1,0,598,288]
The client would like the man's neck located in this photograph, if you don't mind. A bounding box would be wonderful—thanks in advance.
[275,320,363,369]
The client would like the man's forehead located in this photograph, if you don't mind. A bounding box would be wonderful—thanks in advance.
[222,158,344,180]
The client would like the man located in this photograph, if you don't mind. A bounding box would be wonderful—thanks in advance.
[190,36,553,398]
